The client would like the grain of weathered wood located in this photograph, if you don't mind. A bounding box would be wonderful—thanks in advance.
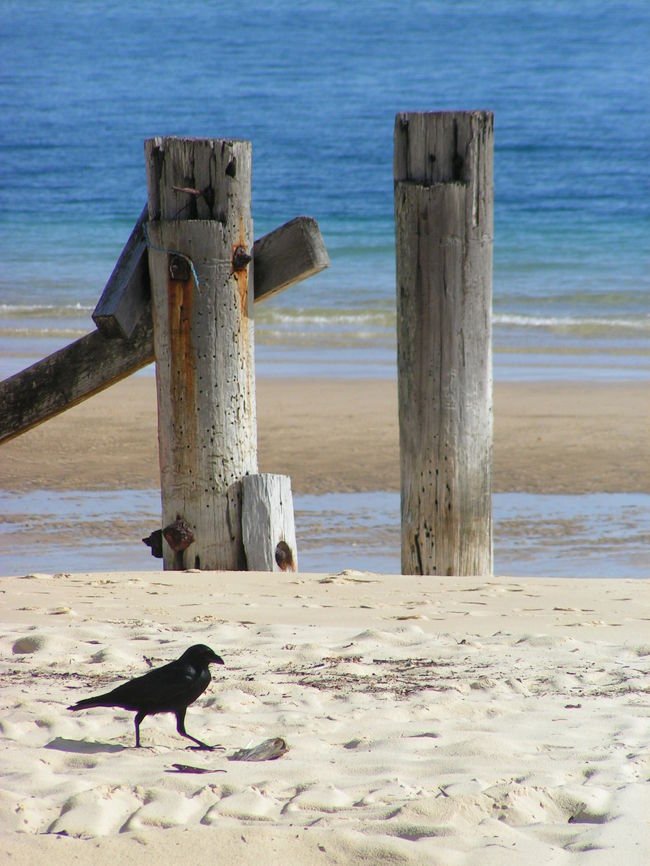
[145,137,257,571]
[394,111,493,576]
[241,474,298,571]
[0,317,154,445]
[92,205,150,338]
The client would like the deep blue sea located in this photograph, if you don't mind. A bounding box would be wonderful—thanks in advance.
[1,1,648,576]
[1,0,648,380]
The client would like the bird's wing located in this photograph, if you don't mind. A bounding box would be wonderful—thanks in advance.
[100,660,206,711]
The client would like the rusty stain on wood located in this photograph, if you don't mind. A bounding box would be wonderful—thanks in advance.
[167,265,197,459]
[232,219,252,382]
[232,217,251,313]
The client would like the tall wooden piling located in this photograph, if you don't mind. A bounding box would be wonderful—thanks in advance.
[145,137,257,570]
[394,111,494,576]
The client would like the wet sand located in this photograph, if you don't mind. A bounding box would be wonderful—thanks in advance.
[1,376,648,494]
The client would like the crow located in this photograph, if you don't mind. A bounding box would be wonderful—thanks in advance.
[67,644,224,749]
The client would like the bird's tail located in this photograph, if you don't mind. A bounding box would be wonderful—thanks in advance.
[67,695,113,711]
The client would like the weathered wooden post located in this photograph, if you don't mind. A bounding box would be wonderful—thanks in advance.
[394,111,493,576]
[145,137,256,570]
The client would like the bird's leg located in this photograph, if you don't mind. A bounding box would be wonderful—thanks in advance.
[134,710,146,747]
[175,708,213,750]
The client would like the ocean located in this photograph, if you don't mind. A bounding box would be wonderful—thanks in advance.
[1,1,648,576]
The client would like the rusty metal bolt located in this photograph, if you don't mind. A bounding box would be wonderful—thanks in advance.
[232,245,252,272]
[163,517,195,553]
[169,254,191,281]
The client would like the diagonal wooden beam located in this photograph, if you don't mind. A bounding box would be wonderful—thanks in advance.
[0,316,154,445]
[92,205,150,338]
[252,215,329,304]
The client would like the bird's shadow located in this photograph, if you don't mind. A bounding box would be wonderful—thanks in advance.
[45,736,126,754]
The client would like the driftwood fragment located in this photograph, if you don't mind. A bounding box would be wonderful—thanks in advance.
[228,737,289,762]
[241,474,298,572]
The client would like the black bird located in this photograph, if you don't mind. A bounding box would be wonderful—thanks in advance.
[67,644,224,749]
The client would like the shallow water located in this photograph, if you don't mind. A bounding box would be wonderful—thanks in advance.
[3,343,649,385]
[1,489,647,580]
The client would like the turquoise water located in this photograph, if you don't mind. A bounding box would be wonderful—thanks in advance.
[1,490,648,579]
[1,0,648,380]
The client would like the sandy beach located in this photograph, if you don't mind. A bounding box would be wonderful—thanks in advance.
[1,569,649,865]
[2,375,649,494]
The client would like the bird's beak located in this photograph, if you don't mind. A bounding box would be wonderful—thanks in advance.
[212,653,225,666]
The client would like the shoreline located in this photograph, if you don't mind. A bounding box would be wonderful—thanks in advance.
[2,489,650,579]
[2,376,648,495]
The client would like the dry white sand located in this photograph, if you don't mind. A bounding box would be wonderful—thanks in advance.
[1,568,648,864]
